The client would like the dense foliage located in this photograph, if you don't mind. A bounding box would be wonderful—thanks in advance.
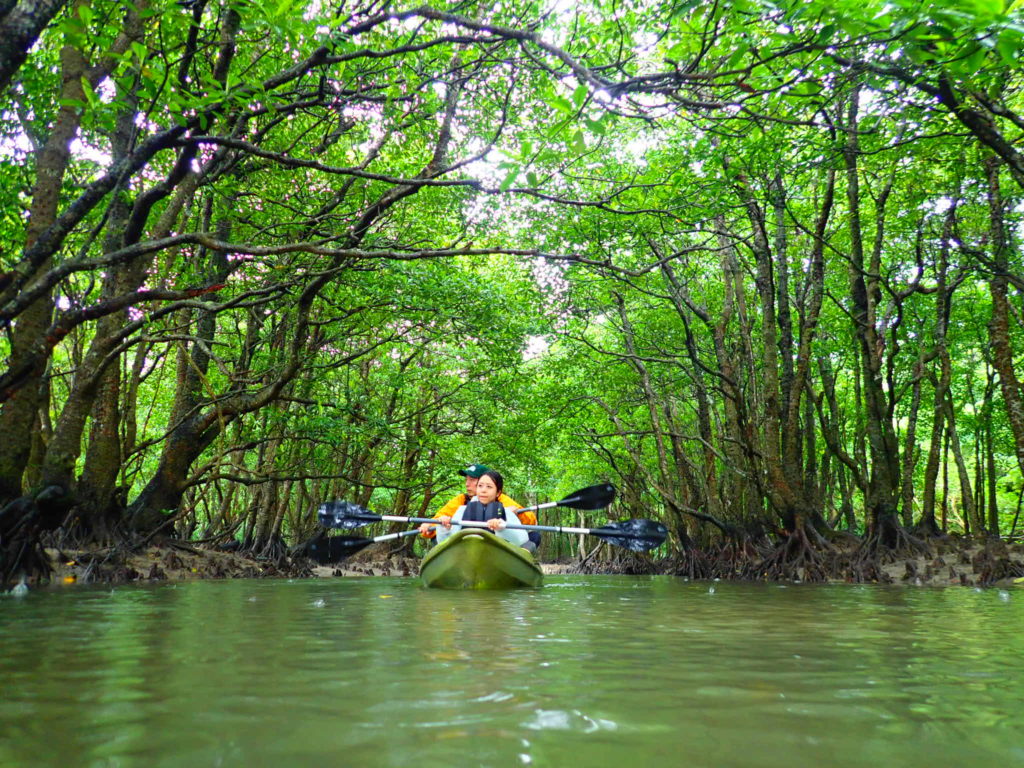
[2,0,1024,581]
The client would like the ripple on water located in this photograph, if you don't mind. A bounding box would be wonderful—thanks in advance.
[2,577,1024,768]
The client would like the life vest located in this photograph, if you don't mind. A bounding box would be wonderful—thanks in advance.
[467,495,539,545]
[437,500,529,548]
[462,493,539,543]
[460,500,506,523]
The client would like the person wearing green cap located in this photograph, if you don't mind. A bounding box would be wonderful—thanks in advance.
[418,463,538,549]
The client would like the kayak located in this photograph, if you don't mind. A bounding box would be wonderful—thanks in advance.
[420,528,543,589]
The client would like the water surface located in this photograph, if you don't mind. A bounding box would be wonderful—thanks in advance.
[2,577,1022,767]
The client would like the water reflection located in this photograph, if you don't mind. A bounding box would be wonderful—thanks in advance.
[2,578,1023,767]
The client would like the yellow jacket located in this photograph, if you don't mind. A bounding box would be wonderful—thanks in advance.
[420,492,538,538]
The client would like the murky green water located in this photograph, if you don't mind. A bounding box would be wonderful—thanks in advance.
[2,576,1023,767]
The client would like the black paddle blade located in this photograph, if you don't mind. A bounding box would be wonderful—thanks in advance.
[317,501,382,530]
[329,536,378,559]
[592,519,667,552]
[557,483,616,510]
[308,535,375,563]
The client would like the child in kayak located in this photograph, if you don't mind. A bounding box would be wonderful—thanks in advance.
[419,464,539,551]
[421,469,530,549]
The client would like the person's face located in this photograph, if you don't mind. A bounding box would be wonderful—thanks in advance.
[475,475,499,504]
[465,476,478,495]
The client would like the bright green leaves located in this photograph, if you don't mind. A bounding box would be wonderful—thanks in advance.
[790,0,1024,70]
[726,43,751,70]
[57,3,91,49]
[570,129,587,153]
[583,116,606,135]
[547,94,575,114]
[10,0,1024,542]
[994,29,1022,64]
[272,0,300,19]
[790,79,824,97]
[498,161,520,191]
[571,83,590,108]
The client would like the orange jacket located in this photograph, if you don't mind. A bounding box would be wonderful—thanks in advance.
[420,492,537,538]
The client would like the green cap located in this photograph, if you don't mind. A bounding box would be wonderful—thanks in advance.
[458,463,492,478]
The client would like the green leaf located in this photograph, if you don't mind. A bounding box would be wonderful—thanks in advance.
[547,117,572,139]
[499,164,520,191]
[572,84,589,107]
[666,41,689,60]
[549,95,574,114]
[584,117,606,135]
[726,44,750,69]
[963,43,989,71]
[671,0,709,15]
[80,77,99,110]
[274,0,297,16]
[996,31,1020,64]
[571,130,587,153]
[792,80,823,96]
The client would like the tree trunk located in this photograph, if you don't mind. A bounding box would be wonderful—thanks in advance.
[899,356,925,527]
[0,34,88,499]
[0,0,70,96]
[985,157,1024,481]
[984,372,999,536]
[942,392,977,536]
[658,260,723,523]
[41,69,141,503]
[843,85,901,529]
[0,0,144,499]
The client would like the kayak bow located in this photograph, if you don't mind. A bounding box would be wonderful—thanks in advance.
[419,529,543,589]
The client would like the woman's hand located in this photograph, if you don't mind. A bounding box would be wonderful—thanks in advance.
[419,515,452,535]
[485,518,506,532]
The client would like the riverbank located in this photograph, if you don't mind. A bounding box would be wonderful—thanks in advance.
[35,540,578,586]
[27,535,1024,589]
[40,542,312,585]
[645,536,1024,588]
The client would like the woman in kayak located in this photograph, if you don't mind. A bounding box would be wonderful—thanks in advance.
[422,469,530,549]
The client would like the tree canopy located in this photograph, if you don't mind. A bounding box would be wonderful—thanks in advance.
[2,0,1024,582]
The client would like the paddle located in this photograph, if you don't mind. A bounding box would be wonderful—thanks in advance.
[315,483,616,532]
[313,528,422,561]
[317,502,668,553]
[519,483,617,513]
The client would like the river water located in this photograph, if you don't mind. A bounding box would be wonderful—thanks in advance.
[2,576,1022,767]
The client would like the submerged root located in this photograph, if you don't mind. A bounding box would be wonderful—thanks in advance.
[972,539,1024,586]
[570,544,652,574]
[654,535,764,580]
[744,524,839,583]
[658,544,720,580]
[855,514,931,579]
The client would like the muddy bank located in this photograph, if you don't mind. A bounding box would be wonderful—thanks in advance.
[40,543,313,585]
[577,536,1024,588]
[33,540,578,586]
[23,536,1024,589]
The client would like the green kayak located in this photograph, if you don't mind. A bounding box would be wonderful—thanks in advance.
[420,528,543,589]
